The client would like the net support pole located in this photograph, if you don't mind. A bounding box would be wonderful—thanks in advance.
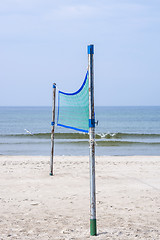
[88,44,97,236]
[50,83,56,176]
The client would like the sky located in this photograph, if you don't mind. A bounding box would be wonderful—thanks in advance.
[0,0,160,106]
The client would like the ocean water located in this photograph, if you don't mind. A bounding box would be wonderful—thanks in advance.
[0,106,160,156]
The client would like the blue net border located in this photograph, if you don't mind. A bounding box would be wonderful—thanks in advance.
[58,71,88,95]
[57,123,89,133]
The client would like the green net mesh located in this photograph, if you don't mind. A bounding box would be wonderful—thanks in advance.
[57,72,89,133]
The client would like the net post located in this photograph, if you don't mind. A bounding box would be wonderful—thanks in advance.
[50,83,56,176]
[88,44,97,236]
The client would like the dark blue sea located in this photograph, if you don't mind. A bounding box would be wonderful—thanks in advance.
[0,106,160,156]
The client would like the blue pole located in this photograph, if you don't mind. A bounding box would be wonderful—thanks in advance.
[88,44,97,236]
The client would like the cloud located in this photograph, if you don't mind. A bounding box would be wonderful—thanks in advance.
[0,0,159,42]
[44,4,96,21]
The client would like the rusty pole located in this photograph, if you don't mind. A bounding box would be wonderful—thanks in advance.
[50,83,56,176]
[88,44,97,236]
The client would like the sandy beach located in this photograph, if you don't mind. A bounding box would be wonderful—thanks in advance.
[0,155,160,240]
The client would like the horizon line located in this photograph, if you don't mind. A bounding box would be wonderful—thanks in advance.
[0,105,160,107]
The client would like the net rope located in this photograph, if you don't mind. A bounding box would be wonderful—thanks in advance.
[57,71,89,133]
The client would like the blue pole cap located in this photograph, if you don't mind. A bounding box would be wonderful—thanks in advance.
[88,45,94,54]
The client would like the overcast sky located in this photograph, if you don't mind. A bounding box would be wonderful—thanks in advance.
[0,0,160,106]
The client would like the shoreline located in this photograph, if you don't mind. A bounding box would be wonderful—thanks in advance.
[1,154,160,157]
[0,155,160,239]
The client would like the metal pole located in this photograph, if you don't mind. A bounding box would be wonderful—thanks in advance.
[50,83,56,176]
[88,44,97,236]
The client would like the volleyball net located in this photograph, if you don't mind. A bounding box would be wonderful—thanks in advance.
[57,71,89,133]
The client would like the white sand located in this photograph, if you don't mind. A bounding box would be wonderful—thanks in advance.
[0,155,160,240]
